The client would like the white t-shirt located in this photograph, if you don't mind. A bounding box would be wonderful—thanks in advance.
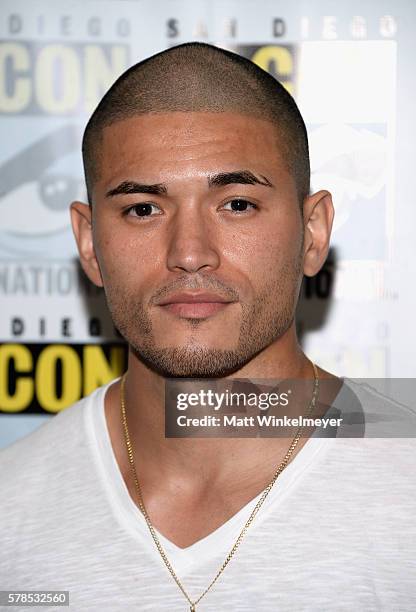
[0,378,415,611]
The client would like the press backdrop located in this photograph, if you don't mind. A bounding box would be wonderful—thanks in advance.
[1,0,415,447]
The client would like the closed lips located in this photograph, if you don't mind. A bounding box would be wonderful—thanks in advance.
[157,292,234,305]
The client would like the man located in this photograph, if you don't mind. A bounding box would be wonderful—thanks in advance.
[0,42,415,611]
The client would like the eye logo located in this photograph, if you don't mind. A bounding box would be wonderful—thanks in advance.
[0,124,85,259]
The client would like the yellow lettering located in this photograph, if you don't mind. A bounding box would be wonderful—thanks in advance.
[36,345,81,412]
[0,43,31,112]
[35,45,80,113]
[83,345,125,395]
[0,344,33,412]
[251,46,294,95]
[84,46,128,112]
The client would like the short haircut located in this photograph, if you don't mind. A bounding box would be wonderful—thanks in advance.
[82,42,310,205]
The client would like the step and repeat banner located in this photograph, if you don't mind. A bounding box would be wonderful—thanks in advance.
[0,0,415,446]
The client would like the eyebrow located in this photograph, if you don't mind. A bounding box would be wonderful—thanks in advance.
[105,170,274,198]
[106,180,167,197]
[207,170,274,189]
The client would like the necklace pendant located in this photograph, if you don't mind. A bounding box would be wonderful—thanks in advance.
[190,605,196,611]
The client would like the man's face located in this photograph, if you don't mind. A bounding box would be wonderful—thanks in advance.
[88,111,305,377]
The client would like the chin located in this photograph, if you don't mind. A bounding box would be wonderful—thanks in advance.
[130,343,253,379]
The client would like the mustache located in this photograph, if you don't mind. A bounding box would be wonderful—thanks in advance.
[150,273,240,304]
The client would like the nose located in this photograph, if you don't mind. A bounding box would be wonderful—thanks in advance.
[166,205,220,274]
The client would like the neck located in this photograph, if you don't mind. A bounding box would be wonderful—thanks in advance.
[104,324,339,493]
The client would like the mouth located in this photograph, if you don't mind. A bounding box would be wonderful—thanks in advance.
[156,291,236,319]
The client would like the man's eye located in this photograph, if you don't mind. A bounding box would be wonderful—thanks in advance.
[222,199,257,213]
[126,203,161,217]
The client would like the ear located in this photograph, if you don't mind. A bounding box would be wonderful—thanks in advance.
[302,190,335,277]
[70,201,104,287]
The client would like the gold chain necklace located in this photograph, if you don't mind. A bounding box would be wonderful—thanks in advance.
[120,363,319,611]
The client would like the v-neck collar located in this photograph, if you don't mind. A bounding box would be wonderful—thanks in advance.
[85,378,340,576]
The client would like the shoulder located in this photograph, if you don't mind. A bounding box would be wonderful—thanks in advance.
[331,377,416,439]
[322,379,416,491]
[0,381,115,569]
[0,396,83,465]
[0,382,108,493]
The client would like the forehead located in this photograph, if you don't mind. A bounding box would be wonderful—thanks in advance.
[98,111,288,184]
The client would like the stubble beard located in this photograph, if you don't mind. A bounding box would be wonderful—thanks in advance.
[104,256,303,378]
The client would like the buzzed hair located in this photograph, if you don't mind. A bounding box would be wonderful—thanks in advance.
[82,42,310,205]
